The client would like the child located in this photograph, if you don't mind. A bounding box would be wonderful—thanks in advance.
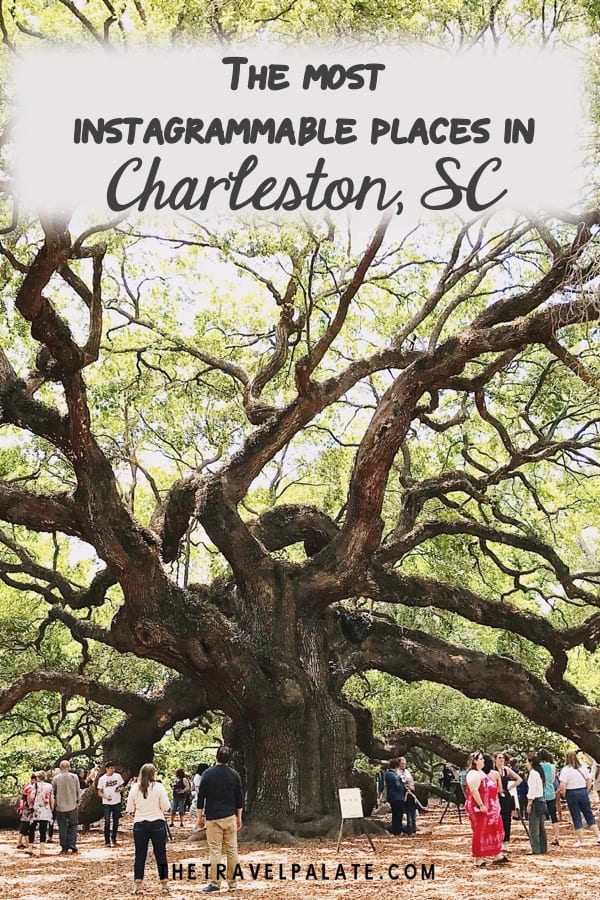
[16,774,37,853]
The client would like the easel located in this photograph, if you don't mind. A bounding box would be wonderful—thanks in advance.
[336,787,376,852]
[439,780,465,825]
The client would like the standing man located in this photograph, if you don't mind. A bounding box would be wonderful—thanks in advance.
[197,746,244,894]
[385,759,406,835]
[52,760,81,854]
[97,762,125,847]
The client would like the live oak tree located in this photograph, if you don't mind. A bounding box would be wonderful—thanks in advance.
[2,204,600,835]
[1,0,600,839]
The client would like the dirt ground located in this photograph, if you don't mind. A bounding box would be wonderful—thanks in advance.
[1,806,598,900]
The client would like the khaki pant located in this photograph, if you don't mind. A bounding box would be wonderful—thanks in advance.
[205,815,238,887]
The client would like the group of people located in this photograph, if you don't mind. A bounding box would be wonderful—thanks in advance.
[16,761,88,855]
[15,749,245,895]
[15,744,600,889]
[463,747,600,866]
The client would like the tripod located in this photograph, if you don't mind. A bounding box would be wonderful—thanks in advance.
[439,781,465,825]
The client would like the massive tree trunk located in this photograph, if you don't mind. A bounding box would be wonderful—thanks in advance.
[225,703,349,834]
[186,572,358,833]
[230,678,355,829]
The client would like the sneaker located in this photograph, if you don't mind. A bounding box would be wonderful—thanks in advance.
[203,887,221,894]
[69,847,78,854]
[573,841,583,848]
[131,887,141,896]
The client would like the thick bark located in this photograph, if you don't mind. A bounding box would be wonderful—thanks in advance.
[213,580,358,828]
[0,797,19,828]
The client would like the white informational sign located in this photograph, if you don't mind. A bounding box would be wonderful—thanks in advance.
[338,787,364,819]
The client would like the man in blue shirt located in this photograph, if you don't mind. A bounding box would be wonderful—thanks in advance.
[197,746,244,893]
[385,759,406,835]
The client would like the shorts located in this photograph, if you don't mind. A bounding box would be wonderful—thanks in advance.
[171,795,186,815]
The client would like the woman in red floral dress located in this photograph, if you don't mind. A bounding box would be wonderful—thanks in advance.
[464,751,507,866]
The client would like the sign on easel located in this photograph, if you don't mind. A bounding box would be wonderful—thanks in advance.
[336,787,376,852]
[339,788,364,818]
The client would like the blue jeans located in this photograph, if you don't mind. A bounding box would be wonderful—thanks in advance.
[133,819,168,882]
[56,809,78,851]
[528,799,547,854]
[103,803,121,844]
[565,788,596,830]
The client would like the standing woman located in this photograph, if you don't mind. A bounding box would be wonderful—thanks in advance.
[538,749,560,846]
[169,768,190,828]
[525,755,547,854]
[30,771,54,853]
[126,763,171,895]
[464,751,506,866]
[558,750,600,847]
[494,752,521,850]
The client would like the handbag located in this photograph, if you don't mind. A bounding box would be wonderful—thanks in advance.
[20,803,35,822]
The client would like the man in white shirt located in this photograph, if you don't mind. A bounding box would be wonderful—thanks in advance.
[97,762,125,847]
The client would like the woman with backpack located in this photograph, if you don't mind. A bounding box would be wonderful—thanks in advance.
[169,768,190,828]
